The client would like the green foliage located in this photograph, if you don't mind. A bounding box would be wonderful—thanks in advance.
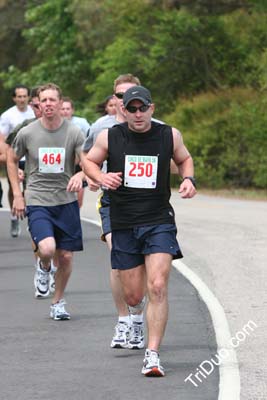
[1,0,267,189]
[247,0,267,12]
[0,0,90,103]
[165,88,267,189]
[88,38,142,104]
[140,9,251,113]
[0,0,36,108]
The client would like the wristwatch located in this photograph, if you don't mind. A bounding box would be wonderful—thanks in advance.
[182,176,196,188]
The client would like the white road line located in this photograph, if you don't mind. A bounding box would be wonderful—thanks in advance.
[173,259,240,400]
[81,217,101,227]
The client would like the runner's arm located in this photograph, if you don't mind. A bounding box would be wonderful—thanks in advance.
[6,146,26,218]
[172,128,196,198]
[81,129,122,190]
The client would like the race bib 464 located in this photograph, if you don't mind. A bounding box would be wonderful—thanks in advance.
[39,147,65,173]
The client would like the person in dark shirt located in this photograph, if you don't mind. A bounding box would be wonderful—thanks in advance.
[82,86,196,377]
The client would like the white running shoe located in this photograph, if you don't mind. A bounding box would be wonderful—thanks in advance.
[128,322,145,349]
[50,299,70,320]
[142,349,165,377]
[34,261,50,298]
[110,322,131,348]
[49,263,57,294]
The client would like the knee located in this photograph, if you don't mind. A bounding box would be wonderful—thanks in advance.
[147,277,167,301]
[125,291,144,307]
[57,251,73,267]
[119,267,145,306]
[38,241,55,260]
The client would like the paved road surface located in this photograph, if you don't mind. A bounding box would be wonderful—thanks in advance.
[0,210,218,400]
[1,177,266,399]
[168,191,267,400]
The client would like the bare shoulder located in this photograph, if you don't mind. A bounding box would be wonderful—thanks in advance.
[94,128,108,146]
[96,128,108,141]
[90,128,109,156]
[171,127,184,146]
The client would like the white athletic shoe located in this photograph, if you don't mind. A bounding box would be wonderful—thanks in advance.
[34,261,50,298]
[110,322,131,348]
[142,349,165,377]
[50,299,70,321]
[128,322,144,349]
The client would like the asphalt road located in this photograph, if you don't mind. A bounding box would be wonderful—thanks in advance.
[1,177,266,400]
[0,210,219,400]
[168,190,267,400]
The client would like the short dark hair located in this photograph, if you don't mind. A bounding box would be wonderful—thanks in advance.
[96,95,113,115]
[12,84,31,97]
[30,86,41,99]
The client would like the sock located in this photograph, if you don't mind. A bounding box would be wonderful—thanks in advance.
[127,296,146,315]
[146,348,158,355]
[131,313,144,324]
[118,315,131,325]
[50,261,57,273]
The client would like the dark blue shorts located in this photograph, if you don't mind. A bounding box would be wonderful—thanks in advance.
[97,191,111,241]
[111,224,183,270]
[26,201,83,252]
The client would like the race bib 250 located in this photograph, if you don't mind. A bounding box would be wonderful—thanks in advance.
[124,155,158,188]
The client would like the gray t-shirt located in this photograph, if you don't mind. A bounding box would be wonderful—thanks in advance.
[71,116,90,137]
[83,114,117,152]
[12,119,84,206]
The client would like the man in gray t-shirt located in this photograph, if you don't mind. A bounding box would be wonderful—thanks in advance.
[7,83,85,321]
[12,118,84,206]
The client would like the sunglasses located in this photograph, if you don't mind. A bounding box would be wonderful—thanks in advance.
[30,103,40,109]
[114,92,124,99]
[126,104,150,113]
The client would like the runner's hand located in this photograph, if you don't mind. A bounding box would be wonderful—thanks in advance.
[67,175,83,192]
[18,168,24,182]
[178,180,197,198]
[12,195,26,219]
[86,177,100,192]
[100,172,122,190]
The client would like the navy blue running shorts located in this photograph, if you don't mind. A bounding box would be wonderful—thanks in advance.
[97,191,111,241]
[111,223,183,270]
[26,201,83,251]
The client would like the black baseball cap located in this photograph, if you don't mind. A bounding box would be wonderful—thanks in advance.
[123,86,152,108]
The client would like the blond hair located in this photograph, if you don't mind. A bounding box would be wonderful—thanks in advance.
[113,74,141,92]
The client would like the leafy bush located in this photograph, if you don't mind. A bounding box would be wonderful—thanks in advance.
[165,88,267,189]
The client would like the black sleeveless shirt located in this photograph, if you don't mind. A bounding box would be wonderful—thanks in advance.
[107,121,176,230]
